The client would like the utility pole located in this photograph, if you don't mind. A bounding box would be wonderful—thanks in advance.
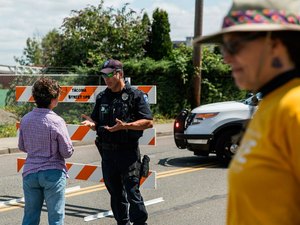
[192,0,203,107]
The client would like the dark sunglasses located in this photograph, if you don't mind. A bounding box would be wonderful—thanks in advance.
[220,32,264,55]
[101,71,115,78]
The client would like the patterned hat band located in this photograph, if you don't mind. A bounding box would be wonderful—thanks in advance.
[223,9,300,28]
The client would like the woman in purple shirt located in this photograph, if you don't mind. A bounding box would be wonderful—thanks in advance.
[18,77,74,225]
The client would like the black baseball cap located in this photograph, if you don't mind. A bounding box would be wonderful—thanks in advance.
[100,59,123,74]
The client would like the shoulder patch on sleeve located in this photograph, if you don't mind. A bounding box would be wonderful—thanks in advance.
[143,93,149,104]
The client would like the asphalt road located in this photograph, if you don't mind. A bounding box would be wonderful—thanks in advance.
[0,135,228,225]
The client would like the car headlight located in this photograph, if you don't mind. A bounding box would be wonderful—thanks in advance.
[192,112,219,124]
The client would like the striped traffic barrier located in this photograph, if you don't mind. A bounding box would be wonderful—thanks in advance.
[15,85,157,104]
[17,158,156,189]
[16,122,156,146]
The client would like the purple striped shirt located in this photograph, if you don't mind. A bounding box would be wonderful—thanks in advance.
[18,108,74,177]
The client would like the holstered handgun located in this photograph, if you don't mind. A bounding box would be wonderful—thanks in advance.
[140,155,150,178]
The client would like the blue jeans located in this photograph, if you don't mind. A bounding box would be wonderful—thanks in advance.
[22,169,66,225]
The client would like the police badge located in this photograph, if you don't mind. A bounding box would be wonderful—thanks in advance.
[122,92,129,101]
[103,60,110,67]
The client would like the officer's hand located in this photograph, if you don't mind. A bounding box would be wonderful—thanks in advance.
[106,118,125,132]
[81,114,96,130]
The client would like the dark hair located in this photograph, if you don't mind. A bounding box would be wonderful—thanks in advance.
[32,77,60,108]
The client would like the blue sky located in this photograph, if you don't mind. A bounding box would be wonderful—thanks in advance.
[0,0,231,66]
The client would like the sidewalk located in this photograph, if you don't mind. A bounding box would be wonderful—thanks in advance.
[0,123,174,155]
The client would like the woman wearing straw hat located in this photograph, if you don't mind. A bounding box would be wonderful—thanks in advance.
[195,0,300,224]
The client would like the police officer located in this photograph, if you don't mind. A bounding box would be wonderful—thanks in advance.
[82,59,153,225]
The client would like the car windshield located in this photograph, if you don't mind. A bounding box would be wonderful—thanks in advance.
[242,92,262,106]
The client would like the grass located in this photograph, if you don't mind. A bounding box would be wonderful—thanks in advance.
[153,118,174,124]
[153,113,174,124]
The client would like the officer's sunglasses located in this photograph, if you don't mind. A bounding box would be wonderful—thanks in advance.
[220,32,264,56]
[101,71,115,78]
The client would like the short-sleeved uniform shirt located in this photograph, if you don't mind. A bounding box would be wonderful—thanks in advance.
[227,70,300,225]
[91,81,153,144]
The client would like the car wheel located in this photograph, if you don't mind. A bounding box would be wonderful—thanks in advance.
[215,129,242,162]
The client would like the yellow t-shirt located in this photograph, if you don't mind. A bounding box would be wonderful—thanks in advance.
[227,78,300,225]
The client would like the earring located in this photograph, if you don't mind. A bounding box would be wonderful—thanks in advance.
[271,57,283,68]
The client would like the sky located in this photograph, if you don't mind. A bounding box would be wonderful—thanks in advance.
[0,0,231,66]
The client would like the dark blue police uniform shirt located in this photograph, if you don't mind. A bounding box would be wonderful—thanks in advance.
[91,81,153,128]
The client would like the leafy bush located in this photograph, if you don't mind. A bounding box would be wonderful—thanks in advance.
[124,56,193,117]
[4,45,245,123]
[201,46,246,104]
[0,124,17,138]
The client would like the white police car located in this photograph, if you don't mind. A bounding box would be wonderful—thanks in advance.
[173,94,260,161]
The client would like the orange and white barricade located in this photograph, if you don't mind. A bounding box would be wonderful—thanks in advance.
[16,123,156,146]
[67,124,156,145]
[16,85,157,104]
[17,158,156,189]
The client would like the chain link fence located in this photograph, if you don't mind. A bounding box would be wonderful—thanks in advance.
[0,65,102,137]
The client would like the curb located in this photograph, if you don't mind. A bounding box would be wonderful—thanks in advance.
[0,147,9,155]
[0,147,21,154]
[156,131,173,137]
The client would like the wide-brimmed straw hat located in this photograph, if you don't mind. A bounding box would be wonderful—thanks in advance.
[194,0,300,44]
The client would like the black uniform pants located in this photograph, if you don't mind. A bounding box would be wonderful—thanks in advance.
[101,144,148,225]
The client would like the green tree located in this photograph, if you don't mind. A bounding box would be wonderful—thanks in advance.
[142,12,152,57]
[14,37,42,66]
[40,29,63,66]
[149,8,173,60]
[17,1,149,68]
[54,2,149,67]
[14,30,63,67]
